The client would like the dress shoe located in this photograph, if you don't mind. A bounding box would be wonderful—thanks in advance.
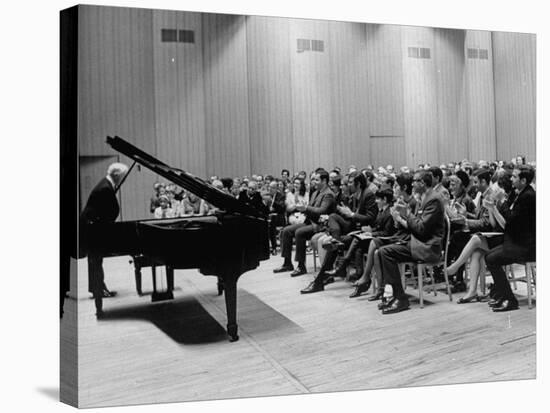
[323,276,335,285]
[326,266,347,279]
[367,291,384,302]
[273,264,294,273]
[96,310,105,319]
[488,297,504,308]
[102,290,117,298]
[378,297,395,310]
[349,282,370,298]
[382,298,410,314]
[290,267,307,277]
[457,294,480,304]
[300,281,324,294]
[492,299,519,312]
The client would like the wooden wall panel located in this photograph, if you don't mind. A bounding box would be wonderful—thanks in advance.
[152,10,207,178]
[78,6,156,220]
[370,137,406,169]
[401,26,438,167]
[246,16,294,176]
[434,28,468,163]
[493,32,536,162]
[464,30,496,162]
[327,21,369,170]
[202,13,251,178]
[289,18,333,173]
[365,24,405,139]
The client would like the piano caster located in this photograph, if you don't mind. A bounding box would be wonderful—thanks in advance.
[227,325,239,342]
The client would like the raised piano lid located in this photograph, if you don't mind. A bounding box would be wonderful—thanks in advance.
[106,136,265,219]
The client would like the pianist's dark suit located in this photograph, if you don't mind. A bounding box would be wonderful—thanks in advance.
[485,185,536,306]
[80,177,119,301]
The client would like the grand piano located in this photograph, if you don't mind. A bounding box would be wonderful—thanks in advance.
[85,136,270,342]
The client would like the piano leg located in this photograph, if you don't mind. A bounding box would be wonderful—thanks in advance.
[223,273,239,342]
[133,261,143,296]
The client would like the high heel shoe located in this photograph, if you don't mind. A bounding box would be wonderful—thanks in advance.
[349,282,370,298]
[457,294,479,304]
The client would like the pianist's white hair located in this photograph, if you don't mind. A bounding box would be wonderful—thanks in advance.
[107,162,129,179]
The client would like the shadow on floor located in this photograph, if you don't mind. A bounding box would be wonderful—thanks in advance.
[36,387,59,401]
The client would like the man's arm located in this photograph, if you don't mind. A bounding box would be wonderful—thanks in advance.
[352,190,378,226]
[305,193,335,220]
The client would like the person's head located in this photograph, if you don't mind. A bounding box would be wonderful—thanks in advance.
[512,165,535,192]
[294,178,307,196]
[428,166,443,184]
[281,169,290,179]
[375,189,394,209]
[158,195,170,209]
[363,170,375,184]
[297,170,307,181]
[449,170,470,197]
[395,173,413,198]
[221,177,233,191]
[473,169,492,193]
[380,175,395,191]
[277,179,285,192]
[352,172,367,193]
[412,170,433,195]
[515,155,525,166]
[386,164,394,173]
[268,180,279,195]
[316,170,330,190]
[329,171,342,191]
[348,165,357,174]
[212,179,224,190]
[107,163,129,187]
[497,171,514,195]
[247,180,258,196]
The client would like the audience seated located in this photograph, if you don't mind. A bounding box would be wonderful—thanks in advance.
[376,170,445,314]
[274,170,336,277]
[154,195,175,219]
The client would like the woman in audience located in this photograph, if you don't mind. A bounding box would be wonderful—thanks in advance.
[182,191,202,215]
[446,171,516,303]
[154,195,175,219]
[447,171,476,220]
[348,173,417,299]
[286,178,309,225]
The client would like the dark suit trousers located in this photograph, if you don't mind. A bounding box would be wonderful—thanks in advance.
[327,213,353,240]
[269,213,286,250]
[280,223,316,266]
[87,252,104,295]
[485,241,531,302]
[377,242,412,299]
[318,234,354,274]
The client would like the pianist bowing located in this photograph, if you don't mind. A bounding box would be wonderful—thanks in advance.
[79,162,129,317]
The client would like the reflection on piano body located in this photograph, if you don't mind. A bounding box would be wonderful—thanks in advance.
[85,136,270,342]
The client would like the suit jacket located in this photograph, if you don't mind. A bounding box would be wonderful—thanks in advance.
[79,177,119,256]
[350,188,378,228]
[80,177,119,224]
[238,191,269,216]
[504,185,536,249]
[305,186,336,223]
[465,187,494,232]
[407,188,445,262]
[371,207,397,238]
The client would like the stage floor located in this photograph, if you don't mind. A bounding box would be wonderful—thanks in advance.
[61,255,536,408]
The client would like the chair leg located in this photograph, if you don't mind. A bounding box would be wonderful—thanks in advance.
[312,247,317,272]
[525,263,533,310]
[399,263,406,292]
[430,266,437,297]
[443,264,452,301]
[418,264,424,309]
[509,265,518,290]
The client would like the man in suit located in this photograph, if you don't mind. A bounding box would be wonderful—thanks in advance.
[274,170,336,277]
[300,172,378,293]
[485,165,536,312]
[267,181,287,254]
[80,162,129,317]
[376,170,445,314]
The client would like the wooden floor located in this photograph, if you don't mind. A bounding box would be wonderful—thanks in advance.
[61,254,536,408]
